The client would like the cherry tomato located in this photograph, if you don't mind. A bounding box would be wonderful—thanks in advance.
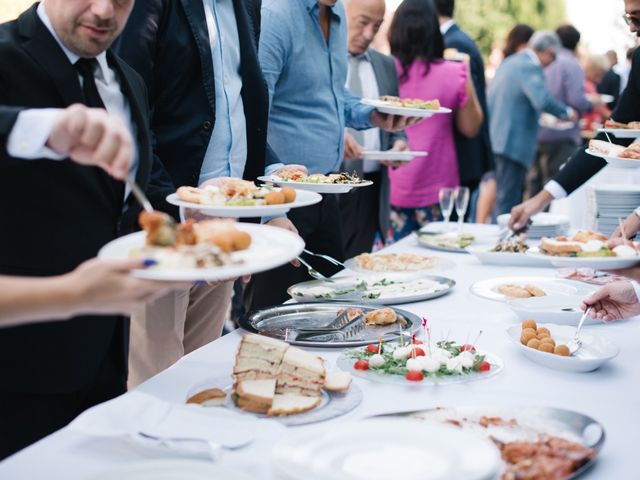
[365,344,379,354]
[412,347,426,357]
[405,370,424,382]
[354,359,370,370]
[460,344,476,352]
[478,361,491,372]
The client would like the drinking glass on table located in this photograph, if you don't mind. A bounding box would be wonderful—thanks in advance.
[438,187,455,231]
[454,186,470,233]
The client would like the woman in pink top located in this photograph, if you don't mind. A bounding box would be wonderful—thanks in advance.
[387,0,484,240]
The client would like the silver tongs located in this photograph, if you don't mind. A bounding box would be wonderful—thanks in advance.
[498,218,533,242]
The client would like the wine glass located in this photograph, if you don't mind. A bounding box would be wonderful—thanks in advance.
[454,186,470,233]
[438,188,455,231]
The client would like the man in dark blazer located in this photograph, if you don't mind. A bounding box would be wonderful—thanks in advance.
[598,50,622,110]
[435,0,493,211]
[340,0,407,257]
[0,0,175,458]
[114,0,295,387]
[509,2,640,236]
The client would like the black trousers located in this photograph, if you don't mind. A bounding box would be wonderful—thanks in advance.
[0,336,126,460]
[244,194,346,312]
[339,171,382,259]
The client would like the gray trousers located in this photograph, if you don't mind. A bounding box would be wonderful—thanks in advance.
[495,154,527,216]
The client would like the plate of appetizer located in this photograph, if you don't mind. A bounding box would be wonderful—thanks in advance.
[470,276,593,302]
[361,96,452,117]
[381,405,604,480]
[166,179,322,217]
[361,150,427,162]
[272,418,501,480]
[337,338,503,386]
[416,231,474,253]
[586,139,640,168]
[527,230,640,269]
[288,274,455,305]
[257,171,372,194]
[467,237,552,267]
[344,252,455,273]
[184,334,361,426]
[98,212,304,281]
[507,294,599,326]
[598,119,640,138]
[507,321,618,372]
[240,303,420,347]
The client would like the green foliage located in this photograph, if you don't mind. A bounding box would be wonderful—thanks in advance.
[454,0,567,59]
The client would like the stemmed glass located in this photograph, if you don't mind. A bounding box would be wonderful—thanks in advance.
[454,186,470,233]
[438,187,455,231]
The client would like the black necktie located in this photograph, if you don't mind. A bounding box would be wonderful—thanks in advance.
[74,58,106,109]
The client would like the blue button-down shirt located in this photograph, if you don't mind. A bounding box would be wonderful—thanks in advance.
[259,0,374,175]
[199,0,248,184]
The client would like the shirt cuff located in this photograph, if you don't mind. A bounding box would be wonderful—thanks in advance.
[7,109,66,160]
[349,105,376,131]
[544,180,567,200]
[631,281,640,304]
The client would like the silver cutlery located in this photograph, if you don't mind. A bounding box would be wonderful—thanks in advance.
[126,174,154,213]
[297,312,364,333]
[302,248,346,268]
[296,255,330,281]
[567,307,591,355]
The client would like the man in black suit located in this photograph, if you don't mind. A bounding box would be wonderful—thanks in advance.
[0,0,176,458]
[435,0,493,213]
[509,0,640,238]
[115,0,295,386]
[598,50,622,110]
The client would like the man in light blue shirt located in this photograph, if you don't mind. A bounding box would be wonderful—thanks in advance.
[245,0,416,310]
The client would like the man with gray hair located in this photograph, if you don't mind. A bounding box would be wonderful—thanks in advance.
[488,30,576,215]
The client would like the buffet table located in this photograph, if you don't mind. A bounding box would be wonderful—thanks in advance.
[1,223,638,478]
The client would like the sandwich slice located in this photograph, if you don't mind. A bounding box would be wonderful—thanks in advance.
[539,237,583,257]
[324,371,352,392]
[233,378,276,414]
[233,334,289,381]
[588,139,625,157]
[276,346,326,397]
[268,393,321,416]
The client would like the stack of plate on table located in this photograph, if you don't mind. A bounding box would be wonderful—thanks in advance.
[497,212,569,239]
[594,184,640,236]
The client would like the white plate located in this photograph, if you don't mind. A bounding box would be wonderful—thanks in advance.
[597,128,640,139]
[165,189,322,218]
[89,460,254,480]
[272,418,501,480]
[257,175,373,194]
[507,295,599,326]
[466,245,551,267]
[361,98,452,118]
[470,276,593,303]
[344,255,456,274]
[497,212,570,228]
[506,323,619,372]
[98,223,304,281]
[361,150,427,162]
[539,113,575,130]
[415,232,473,254]
[337,350,503,387]
[526,249,640,270]
[586,148,640,169]
[594,183,640,193]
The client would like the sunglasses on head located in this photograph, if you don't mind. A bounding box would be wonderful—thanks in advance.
[623,13,640,28]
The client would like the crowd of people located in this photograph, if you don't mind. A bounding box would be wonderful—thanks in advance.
[2,0,640,461]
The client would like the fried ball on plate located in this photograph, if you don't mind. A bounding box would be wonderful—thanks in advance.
[554,345,570,356]
[521,319,537,330]
[538,343,554,353]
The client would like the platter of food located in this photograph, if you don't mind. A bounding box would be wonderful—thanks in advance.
[184,334,361,426]
[271,418,502,480]
[344,252,455,273]
[507,321,618,372]
[257,171,372,194]
[240,303,421,347]
[586,139,640,168]
[598,119,640,138]
[361,150,427,162]
[415,231,474,253]
[378,405,604,480]
[527,230,640,269]
[337,338,502,386]
[467,237,552,267]
[507,294,599,326]
[470,276,593,303]
[98,212,304,281]
[166,179,322,217]
[288,273,455,305]
[361,96,452,117]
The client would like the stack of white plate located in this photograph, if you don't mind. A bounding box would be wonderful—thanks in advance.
[497,213,569,239]
[594,184,640,235]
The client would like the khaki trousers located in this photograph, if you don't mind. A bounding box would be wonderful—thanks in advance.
[128,282,233,387]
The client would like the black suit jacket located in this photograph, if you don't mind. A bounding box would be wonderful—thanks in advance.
[554,49,640,195]
[115,0,274,193]
[597,69,621,110]
[443,23,493,188]
[0,6,171,393]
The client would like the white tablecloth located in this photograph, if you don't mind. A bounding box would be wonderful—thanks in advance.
[1,224,638,479]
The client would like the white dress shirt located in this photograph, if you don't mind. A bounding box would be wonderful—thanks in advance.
[439,19,456,35]
[346,52,380,173]
[7,3,138,199]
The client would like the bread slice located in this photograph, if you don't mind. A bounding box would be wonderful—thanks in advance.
[540,237,582,256]
[233,334,289,380]
[234,378,276,414]
[268,393,321,416]
[324,371,352,392]
[186,388,226,406]
[588,139,624,156]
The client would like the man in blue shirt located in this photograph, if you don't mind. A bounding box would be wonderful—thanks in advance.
[245,0,416,310]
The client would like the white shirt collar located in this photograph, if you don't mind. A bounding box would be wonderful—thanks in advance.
[37,3,109,79]
[440,19,456,35]
[524,48,541,67]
